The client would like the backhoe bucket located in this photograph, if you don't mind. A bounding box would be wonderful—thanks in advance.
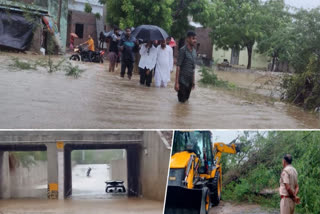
[164,185,206,214]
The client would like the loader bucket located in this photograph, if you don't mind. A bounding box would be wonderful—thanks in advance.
[164,185,207,214]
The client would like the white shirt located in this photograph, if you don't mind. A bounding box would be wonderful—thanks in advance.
[138,44,157,70]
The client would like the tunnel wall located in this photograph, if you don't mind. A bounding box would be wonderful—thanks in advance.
[110,158,128,188]
[0,152,10,199]
[8,160,47,198]
[140,131,171,201]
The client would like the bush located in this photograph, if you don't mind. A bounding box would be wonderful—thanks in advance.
[222,131,320,213]
[281,54,320,110]
[65,62,84,78]
[198,67,235,89]
[95,12,101,19]
[84,3,92,13]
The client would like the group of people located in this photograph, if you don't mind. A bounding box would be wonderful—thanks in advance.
[72,27,197,103]
[107,27,198,103]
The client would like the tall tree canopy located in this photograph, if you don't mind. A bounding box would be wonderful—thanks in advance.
[209,0,272,69]
[105,0,174,32]
[170,0,210,38]
[104,0,210,38]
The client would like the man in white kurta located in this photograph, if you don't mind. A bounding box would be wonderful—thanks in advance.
[139,41,157,87]
[155,40,173,88]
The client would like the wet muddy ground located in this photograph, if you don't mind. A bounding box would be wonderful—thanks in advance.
[0,53,319,129]
[209,201,278,214]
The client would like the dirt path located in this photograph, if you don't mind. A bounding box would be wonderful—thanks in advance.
[209,201,279,214]
[0,53,319,129]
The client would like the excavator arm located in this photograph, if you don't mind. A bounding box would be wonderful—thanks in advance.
[213,142,239,165]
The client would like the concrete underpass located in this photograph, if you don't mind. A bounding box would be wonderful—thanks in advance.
[0,131,171,214]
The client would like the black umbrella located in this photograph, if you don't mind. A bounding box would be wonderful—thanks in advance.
[131,25,168,42]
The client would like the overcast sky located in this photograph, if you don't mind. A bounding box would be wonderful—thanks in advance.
[286,0,320,9]
[211,130,268,144]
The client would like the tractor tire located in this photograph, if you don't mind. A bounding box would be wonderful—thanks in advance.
[204,187,211,214]
[210,172,221,206]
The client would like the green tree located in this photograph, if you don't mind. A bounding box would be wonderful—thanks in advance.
[170,0,210,39]
[209,0,268,69]
[222,131,320,213]
[256,0,292,71]
[278,8,320,109]
[84,2,92,13]
[105,0,173,32]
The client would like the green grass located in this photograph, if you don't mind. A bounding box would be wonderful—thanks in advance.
[65,62,84,78]
[198,66,236,89]
[9,57,37,70]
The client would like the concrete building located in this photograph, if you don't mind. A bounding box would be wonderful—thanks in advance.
[195,27,213,66]
[212,43,270,69]
[68,0,104,15]
[0,0,68,53]
[67,0,106,49]
[0,131,171,201]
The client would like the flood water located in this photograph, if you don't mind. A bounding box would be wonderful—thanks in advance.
[71,164,126,199]
[0,164,162,214]
[0,53,319,129]
[0,198,163,214]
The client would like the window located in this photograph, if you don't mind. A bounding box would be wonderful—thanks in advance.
[75,23,84,39]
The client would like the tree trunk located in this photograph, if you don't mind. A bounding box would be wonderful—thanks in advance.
[247,44,253,69]
[271,56,276,71]
[57,0,62,32]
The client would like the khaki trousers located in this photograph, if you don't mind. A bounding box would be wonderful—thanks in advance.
[280,198,295,214]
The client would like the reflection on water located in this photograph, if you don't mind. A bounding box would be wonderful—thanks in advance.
[0,53,319,129]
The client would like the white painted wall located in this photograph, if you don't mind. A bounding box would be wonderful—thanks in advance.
[68,0,104,15]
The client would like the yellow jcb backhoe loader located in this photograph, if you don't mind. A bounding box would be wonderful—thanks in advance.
[164,131,240,214]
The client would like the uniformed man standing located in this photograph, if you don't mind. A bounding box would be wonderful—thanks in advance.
[279,154,300,214]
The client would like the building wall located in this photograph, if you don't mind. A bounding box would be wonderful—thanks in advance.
[68,0,104,15]
[0,154,47,199]
[67,10,98,48]
[110,157,128,188]
[213,43,270,69]
[195,27,213,60]
[48,0,68,52]
[140,131,171,201]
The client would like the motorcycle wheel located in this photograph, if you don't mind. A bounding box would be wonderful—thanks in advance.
[70,55,80,61]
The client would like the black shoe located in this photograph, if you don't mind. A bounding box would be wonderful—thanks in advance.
[128,75,132,80]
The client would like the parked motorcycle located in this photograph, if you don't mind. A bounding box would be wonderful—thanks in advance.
[70,44,104,63]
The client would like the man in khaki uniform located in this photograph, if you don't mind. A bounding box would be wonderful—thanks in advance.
[279,154,300,214]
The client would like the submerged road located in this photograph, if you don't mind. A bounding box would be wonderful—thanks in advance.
[0,198,163,214]
[0,163,163,214]
[0,53,319,129]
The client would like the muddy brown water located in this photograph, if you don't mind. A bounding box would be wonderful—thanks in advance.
[0,53,319,129]
[0,198,163,214]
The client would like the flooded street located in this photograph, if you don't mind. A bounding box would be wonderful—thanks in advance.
[0,53,319,129]
[0,198,163,214]
[71,164,113,199]
[0,163,162,214]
